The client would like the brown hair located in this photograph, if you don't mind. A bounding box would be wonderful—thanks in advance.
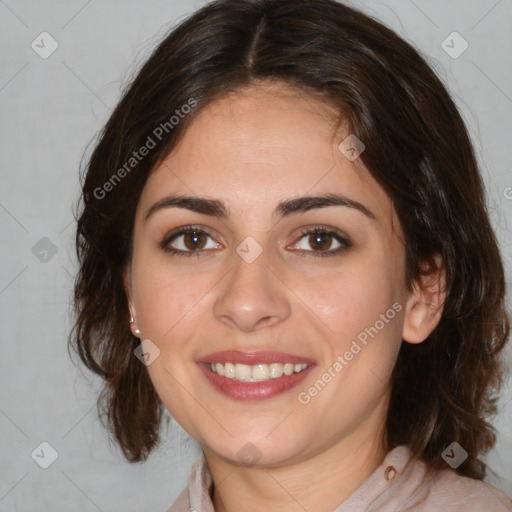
[69,0,510,478]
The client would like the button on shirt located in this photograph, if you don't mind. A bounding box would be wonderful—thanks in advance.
[166,445,512,511]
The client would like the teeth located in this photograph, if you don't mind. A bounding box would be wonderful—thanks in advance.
[235,363,252,381]
[209,362,309,382]
[283,363,294,376]
[269,363,283,379]
[215,363,225,376]
[224,362,235,378]
[252,364,268,380]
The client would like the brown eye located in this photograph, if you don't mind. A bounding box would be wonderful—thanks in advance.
[290,227,351,258]
[308,231,333,251]
[183,231,207,250]
[161,226,222,257]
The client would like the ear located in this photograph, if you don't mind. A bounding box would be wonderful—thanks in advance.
[123,265,140,337]
[402,254,446,344]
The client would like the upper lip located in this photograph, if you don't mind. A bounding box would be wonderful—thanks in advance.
[196,350,315,365]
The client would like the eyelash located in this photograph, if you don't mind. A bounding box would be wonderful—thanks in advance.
[160,224,352,258]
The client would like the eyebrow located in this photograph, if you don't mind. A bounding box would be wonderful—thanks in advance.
[144,193,377,222]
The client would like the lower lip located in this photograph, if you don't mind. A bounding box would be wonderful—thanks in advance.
[197,363,315,401]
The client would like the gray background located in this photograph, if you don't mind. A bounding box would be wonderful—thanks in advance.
[0,0,511,510]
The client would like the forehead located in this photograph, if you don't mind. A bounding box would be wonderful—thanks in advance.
[138,82,397,232]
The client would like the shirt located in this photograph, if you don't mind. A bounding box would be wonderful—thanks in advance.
[166,445,512,511]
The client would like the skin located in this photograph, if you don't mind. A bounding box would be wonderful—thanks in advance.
[124,82,445,512]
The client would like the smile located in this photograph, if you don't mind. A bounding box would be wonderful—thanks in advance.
[196,349,316,400]
[209,361,310,382]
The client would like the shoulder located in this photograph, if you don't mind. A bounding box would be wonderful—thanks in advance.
[380,447,512,512]
[397,462,512,512]
[425,469,512,511]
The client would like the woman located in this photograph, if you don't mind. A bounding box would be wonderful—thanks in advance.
[69,0,512,510]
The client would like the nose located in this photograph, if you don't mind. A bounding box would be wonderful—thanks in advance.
[213,246,291,332]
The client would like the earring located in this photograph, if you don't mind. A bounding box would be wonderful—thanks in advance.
[129,315,140,335]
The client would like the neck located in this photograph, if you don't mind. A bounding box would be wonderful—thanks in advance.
[204,403,389,512]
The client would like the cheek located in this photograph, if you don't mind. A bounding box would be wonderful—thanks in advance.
[303,254,401,344]
[131,252,210,341]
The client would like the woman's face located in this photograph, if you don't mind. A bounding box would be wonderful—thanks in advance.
[125,82,418,467]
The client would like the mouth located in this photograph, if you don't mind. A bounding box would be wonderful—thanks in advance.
[196,350,315,400]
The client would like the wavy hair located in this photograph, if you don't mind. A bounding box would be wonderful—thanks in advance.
[68,0,510,478]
